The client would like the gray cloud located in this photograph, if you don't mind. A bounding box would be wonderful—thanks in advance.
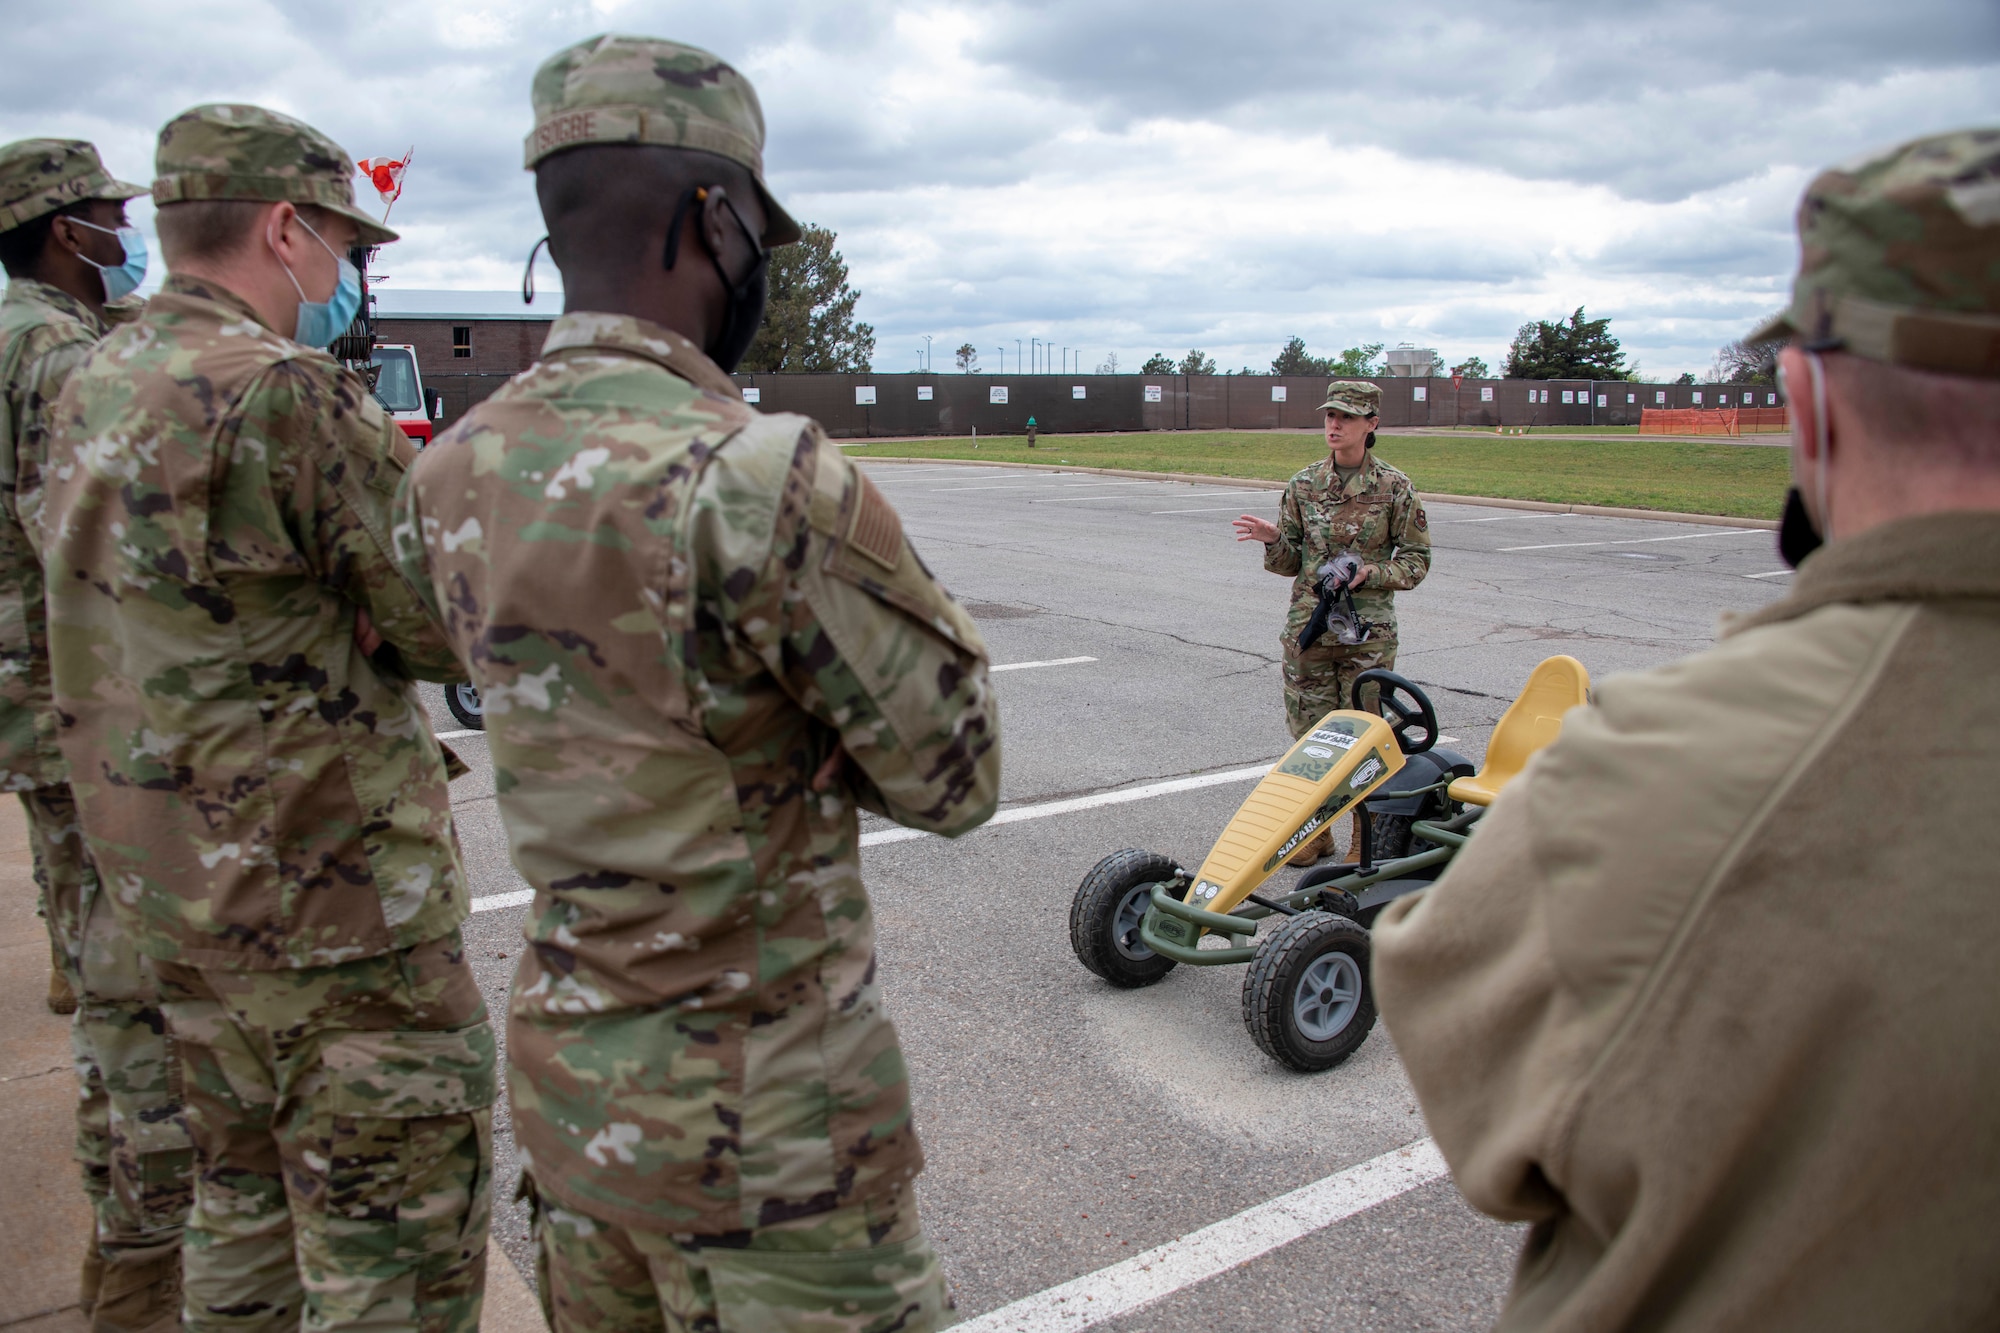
[2,0,1993,380]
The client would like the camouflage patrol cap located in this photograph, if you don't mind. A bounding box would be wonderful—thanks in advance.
[152,104,397,246]
[524,34,802,246]
[0,139,146,234]
[1750,127,2000,378]
[1319,380,1382,417]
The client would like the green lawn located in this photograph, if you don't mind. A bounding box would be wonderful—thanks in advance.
[842,431,1790,520]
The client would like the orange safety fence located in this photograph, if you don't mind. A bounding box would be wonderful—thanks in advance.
[1641,407,1789,436]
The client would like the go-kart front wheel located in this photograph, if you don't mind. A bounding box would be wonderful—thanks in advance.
[1242,911,1377,1072]
[1070,849,1180,989]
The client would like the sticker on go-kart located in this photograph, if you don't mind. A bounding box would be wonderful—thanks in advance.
[1349,754,1385,788]
[1262,788,1363,872]
[1270,815,1325,864]
[1276,721,1367,782]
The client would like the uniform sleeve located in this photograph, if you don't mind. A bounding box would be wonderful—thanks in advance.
[1264,479,1305,577]
[11,337,95,554]
[1371,484,1431,591]
[236,358,464,681]
[715,427,1001,836]
[1370,789,1583,1227]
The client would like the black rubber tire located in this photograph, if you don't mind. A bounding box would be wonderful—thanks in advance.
[1370,813,1415,860]
[1242,911,1377,1072]
[444,683,485,730]
[1070,849,1180,988]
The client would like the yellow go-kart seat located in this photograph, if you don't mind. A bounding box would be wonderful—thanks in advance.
[1447,655,1591,807]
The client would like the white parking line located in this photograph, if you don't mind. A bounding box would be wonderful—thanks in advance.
[1499,528,1762,553]
[929,482,1094,492]
[1744,569,1793,580]
[465,762,1272,910]
[1122,489,1264,500]
[1030,489,1204,504]
[860,763,1272,848]
[954,1138,1449,1333]
[992,656,1098,672]
[1150,505,1273,514]
[1433,513,1564,525]
[436,728,484,741]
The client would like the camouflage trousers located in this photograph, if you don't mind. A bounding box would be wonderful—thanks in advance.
[19,784,89,989]
[1281,633,1398,739]
[21,787,195,1274]
[527,1177,950,1333]
[152,930,498,1333]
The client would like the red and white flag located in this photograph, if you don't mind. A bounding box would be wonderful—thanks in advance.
[356,149,412,210]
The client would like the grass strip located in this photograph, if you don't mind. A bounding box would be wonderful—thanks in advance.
[842,431,1790,520]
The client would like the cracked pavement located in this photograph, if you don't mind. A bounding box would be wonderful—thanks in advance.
[422,459,1789,1329]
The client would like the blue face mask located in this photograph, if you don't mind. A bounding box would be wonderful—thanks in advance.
[68,218,148,302]
[279,217,363,349]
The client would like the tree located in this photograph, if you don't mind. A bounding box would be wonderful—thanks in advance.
[1327,342,1385,377]
[1178,348,1217,376]
[1673,372,1696,386]
[1450,355,1491,379]
[1708,336,1780,386]
[1502,307,1627,380]
[739,223,875,372]
[1094,352,1120,374]
[954,342,980,373]
[1271,336,1330,376]
[1140,353,1177,374]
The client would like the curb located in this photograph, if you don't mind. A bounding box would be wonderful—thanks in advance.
[850,456,1780,530]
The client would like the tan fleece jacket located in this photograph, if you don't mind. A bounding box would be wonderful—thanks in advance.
[1374,511,2000,1332]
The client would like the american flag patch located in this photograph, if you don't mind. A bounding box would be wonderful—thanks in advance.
[847,471,903,570]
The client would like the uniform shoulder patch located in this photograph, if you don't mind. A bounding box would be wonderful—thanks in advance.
[847,469,903,570]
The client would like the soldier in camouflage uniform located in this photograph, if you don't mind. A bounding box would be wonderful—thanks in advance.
[393,35,1001,1333]
[39,106,495,1332]
[1234,380,1430,863]
[0,137,194,1331]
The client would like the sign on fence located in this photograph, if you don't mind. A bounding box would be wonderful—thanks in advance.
[1144,384,1163,402]
[855,386,877,405]
[1073,385,1087,399]
[741,387,761,403]
[917,385,933,401]
[1271,385,1287,401]
[990,386,1009,404]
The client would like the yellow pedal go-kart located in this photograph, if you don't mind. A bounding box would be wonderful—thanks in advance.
[1069,657,1590,1072]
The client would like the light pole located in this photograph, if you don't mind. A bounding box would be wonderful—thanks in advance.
[1031,337,1039,375]
[1016,339,1022,376]
[922,334,933,373]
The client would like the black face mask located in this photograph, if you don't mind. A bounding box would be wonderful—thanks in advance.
[664,186,769,373]
[1777,486,1823,569]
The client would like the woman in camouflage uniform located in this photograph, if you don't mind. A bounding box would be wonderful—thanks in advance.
[1234,379,1431,863]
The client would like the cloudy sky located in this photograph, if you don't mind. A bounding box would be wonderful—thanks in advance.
[6,0,1997,379]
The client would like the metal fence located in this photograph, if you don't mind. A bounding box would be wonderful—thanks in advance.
[728,372,1786,438]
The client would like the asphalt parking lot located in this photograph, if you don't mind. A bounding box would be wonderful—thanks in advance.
[426,458,1791,1330]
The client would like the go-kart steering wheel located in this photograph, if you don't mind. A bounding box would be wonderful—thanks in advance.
[1353,668,1437,755]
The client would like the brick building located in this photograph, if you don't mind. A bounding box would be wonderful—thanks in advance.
[372,289,557,431]
[368,290,1780,437]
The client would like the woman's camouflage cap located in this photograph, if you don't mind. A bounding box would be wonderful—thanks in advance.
[152,104,398,246]
[524,34,802,245]
[1750,127,2000,378]
[0,139,146,233]
[1319,380,1382,416]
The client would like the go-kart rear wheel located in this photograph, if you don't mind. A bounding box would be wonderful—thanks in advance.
[444,683,484,730]
[1242,911,1377,1072]
[1070,849,1180,988]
